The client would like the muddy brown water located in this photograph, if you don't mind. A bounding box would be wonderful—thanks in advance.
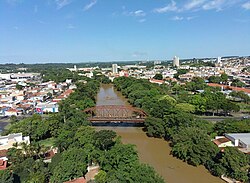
[95,84,224,183]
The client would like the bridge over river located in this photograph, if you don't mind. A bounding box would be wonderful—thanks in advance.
[91,84,223,183]
[84,105,147,124]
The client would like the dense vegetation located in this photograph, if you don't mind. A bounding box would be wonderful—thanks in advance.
[114,76,250,182]
[1,79,163,183]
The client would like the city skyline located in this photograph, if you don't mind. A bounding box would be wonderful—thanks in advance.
[1,0,250,64]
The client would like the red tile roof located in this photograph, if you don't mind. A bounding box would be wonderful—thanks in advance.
[149,79,164,84]
[213,137,230,146]
[208,83,250,94]
[0,159,7,170]
[0,150,8,158]
[6,108,18,112]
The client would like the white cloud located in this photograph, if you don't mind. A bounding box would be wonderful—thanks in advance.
[170,16,197,21]
[122,9,147,19]
[202,0,225,11]
[134,10,146,17]
[184,0,206,10]
[125,10,146,17]
[55,0,72,9]
[171,16,184,21]
[242,1,250,9]
[154,0,240,13]
[83,0,97,11]
[153,0,178,13]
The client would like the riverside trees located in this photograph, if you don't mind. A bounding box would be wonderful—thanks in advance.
[2,78,163,183]
[114,76,250,182]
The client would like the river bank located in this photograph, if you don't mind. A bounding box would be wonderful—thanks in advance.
[95,126,224,183]
[95,84,223,183]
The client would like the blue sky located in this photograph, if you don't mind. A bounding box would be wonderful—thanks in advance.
[0,0,250,63]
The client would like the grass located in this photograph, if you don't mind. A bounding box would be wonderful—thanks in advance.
[238,103,250,113]
[39,138,55,147]
[4,123,12,130]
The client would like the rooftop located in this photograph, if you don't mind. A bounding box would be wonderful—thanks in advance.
[226,133,250,145]
[213,137,231,146]
[0,133,22,141]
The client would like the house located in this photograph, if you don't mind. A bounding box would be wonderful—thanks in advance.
[63,165,100,183]
[149,79,164,85]
[225,133,250,149]
[4,108,18,116]
[213,136,234,148]
[0,133,30,150]
[0,159,7,170]
[208,83,250,94]
[36,102,59,113]
[213,133,250,153]
[0,149,8,170]
[44,147,58,163]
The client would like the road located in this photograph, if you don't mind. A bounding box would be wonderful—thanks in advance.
[198,116,242,122]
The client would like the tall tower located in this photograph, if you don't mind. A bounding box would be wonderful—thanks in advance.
[217,57,221,64]
[74,65,77,71]
[173,56,180,67]
[112,64,118,74]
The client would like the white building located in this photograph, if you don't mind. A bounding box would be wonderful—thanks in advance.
[173,56,180,67]
[112,64,118,74]
[217,57,222,64]
[0,133,30,150]
[225,133,250,149]
[36,102,59,113]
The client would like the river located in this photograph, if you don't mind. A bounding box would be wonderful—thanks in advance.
[95,84,224,183]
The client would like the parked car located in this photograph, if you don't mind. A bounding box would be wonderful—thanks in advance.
[242,115,250,119]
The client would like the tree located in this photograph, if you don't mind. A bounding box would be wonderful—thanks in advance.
[16,84,24,90]
[219,147,249,182]
[186,77,206,91]
[189,94,207,114]
[95,170,108,183]
[164,111,195,138]
[174,69,188,79]
[153,74,163,80]
[50,148,88,183]
[12,158,49,183]
[231,79,246,87]
[214,119,250,135]
[229,91,250,104]
[208,76,221,84]
[129,163,164,183]
[145,117,165,138]
[10,115,18,125]
[100,143,138,173]
[207,147,249,182]
[175,103,195,113]
[204,91,225,116]
[220,73,228,83]
[94,130,116,151]
[171,127,219,166]
[0,170,14,183]
[221,100,240,116]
